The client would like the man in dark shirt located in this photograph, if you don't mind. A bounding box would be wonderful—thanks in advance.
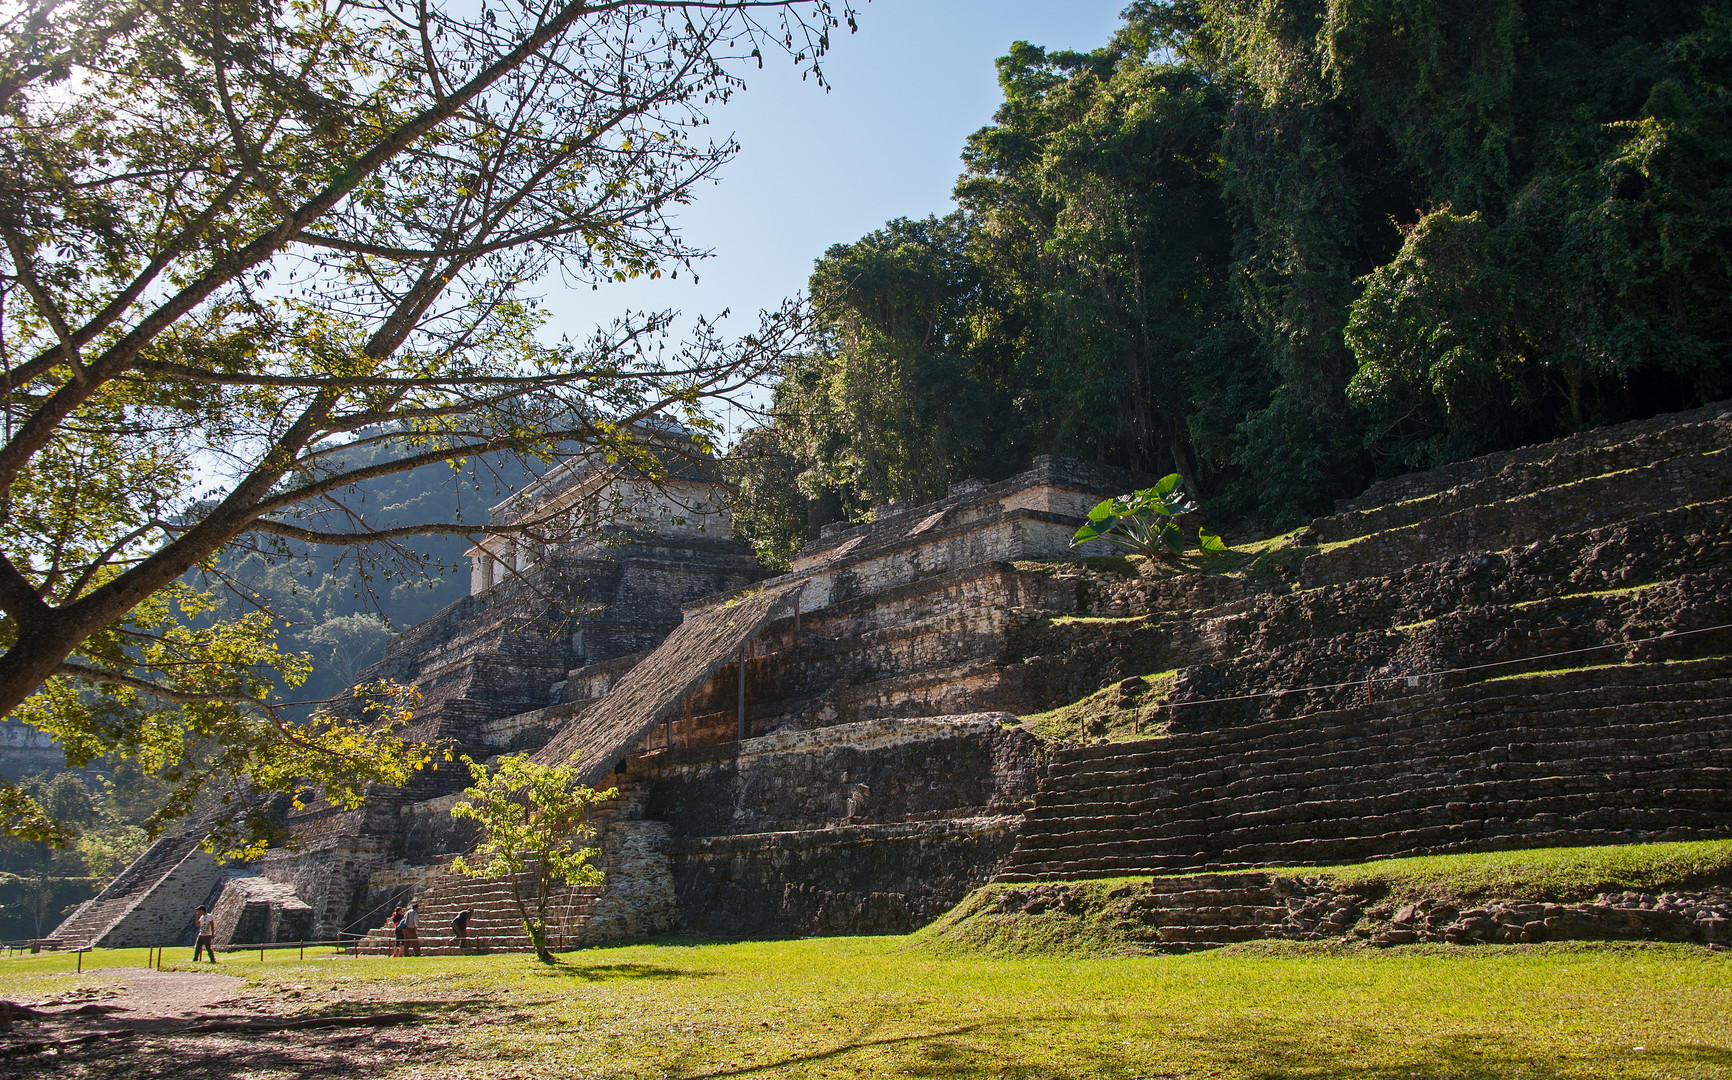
[452,909,471,954]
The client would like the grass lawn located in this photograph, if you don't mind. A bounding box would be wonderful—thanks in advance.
[4,936,1727,1079]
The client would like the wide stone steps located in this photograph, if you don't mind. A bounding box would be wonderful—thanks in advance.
[1028,723,1732,814]
[1309,413,1731,545]
[1040,702,1732,803]
[1000,806,1732,881]
[997,657,1732,882]
[1008,783,1732,857]
[352,871,603,955]
[1334,401,1731,516]
[1298,450,1732,588]
[1019,751,1732,834]
[1048,665,1732,775]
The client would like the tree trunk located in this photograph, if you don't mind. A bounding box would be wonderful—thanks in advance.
[526,921,554,964]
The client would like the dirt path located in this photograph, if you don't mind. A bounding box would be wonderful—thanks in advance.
[29,968,247,1023]
[0,968,448,1078]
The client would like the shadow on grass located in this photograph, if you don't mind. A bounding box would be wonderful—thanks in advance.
[668,1016,1732,1080]
[532,960,701,982]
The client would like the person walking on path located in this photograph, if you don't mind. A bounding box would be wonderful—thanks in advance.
[389,906,405,957]
[402,903,421,957]
[192,906,218,963]
[452,909,471,954]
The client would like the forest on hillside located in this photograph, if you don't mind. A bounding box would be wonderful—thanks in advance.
[728,0,1732,566]
[202,0,1732,679]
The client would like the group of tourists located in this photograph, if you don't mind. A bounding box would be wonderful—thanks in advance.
[183,903,475,960]
[386,903,473,956]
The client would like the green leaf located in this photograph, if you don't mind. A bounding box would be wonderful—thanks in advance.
[1160,522,1186,556]
[1152,473,1181,499]
[1198,528,1228,553]
[1086,498,1117,523]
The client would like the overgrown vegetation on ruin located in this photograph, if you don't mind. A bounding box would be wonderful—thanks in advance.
[1018,669,1177,745]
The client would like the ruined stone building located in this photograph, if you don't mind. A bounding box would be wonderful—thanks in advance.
[49,401,1732,951]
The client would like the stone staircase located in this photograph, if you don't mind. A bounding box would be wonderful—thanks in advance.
[354,871,603,955]
[1333,402,1732,517]
[43,824,221,948]
[997,657,1732,881]
[1297,447,1730,589]
[1105,874,1300,950]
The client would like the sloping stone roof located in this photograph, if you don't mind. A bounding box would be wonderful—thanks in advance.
[536,582,804,786]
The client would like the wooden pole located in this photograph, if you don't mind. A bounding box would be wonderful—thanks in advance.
[683,695,692,749]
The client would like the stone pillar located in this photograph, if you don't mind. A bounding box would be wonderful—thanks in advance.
[470,552,494,595]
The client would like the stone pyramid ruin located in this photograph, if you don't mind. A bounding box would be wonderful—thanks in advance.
[50,401,1732,952]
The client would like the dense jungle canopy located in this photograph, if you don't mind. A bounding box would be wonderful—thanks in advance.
[730,0,1732,565]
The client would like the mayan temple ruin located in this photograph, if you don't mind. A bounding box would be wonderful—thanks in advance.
[46,400,1732,953]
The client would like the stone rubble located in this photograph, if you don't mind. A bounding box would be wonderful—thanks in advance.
[1371,888,1732,947]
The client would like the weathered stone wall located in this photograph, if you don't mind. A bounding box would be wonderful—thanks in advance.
[256,835,400,939]
[777,457,1144,615]
[471,476,733,594]
[0,720,65,781]
[635,715,1045,938]
[649,564,1083,746]
[672,817,1025,938]
[210,876,315,946]
[645,715,1042,835]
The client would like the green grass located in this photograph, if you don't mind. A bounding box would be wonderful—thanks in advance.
[12,846,1729,1077]
[1019,671,1176,745]
[4,936,1726,1079]
[919,842,1732,961]
[1482,655,1730,685]
[1308,839,1732,906]
[1046,613,1150,627]
[0,943,350,976]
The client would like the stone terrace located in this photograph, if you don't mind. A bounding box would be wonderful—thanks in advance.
[989,400,1732,880]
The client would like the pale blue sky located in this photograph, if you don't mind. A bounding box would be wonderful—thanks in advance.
[542,0,1130,431]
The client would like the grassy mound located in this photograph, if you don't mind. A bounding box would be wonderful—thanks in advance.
[915,876,1156,955]
[1018,670,1176,744]
[919,840,1732,956]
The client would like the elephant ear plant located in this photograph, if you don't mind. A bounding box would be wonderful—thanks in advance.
[1071,474,1227,559]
